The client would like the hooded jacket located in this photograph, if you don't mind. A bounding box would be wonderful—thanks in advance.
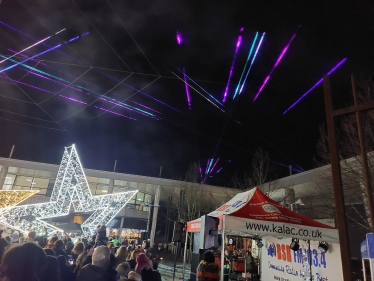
[76,264,116,281]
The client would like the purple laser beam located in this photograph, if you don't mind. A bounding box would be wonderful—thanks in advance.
[101,98,159,120]
[94,106,136,120]
[183,68,191,109]
[58,95,87,104]
[8,49,48,66]
[254,27,300,101]
[209,158,219,174]
[131,101,162,114]
[176,31,182,45]
[223,35,242,103]
[199,166,202,178]
[216,167,223,173]
[0,76,56,94]
[28,71,82,92]
[283,58,347,114]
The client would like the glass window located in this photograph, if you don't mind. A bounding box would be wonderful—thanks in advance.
[145,194,152,204]
[98,178,110,184]
[86,176,99,183]
[96,185,109,195]
[34,170,56,178]
[2,185,12,190]
[17,168,36,176]
[136,192,144,203]
[89,184,97,195]
[8,167,18,173]
[32,187,47,195]
[129,182,137,188]
[114,180,127,187]
[113,186,127,193]
[15,176,33,187]
[13,185,30,190]
[32,178,49,189]
[4,174,15,187]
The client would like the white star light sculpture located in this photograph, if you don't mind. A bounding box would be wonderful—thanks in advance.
[0,145,137,237]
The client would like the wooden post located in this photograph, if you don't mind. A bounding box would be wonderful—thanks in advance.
[351,74,374,238]
[323,75,352,280]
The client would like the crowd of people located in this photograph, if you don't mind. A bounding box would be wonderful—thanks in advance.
[0,225,162,281]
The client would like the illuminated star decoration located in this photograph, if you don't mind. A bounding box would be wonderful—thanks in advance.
[0,145,137,237]
[0,190,39,212]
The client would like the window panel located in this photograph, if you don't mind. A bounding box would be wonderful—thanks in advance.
[114,180,127,187]
[4,175,15,188]
[136,192,144,203]
[16,168,36,176]
[95,185,109,195]
[15,176,33,187]
[113,186,127,194]
[34,170,56,178]
[32,178,49,189]
[145,194,152,204]
[98,178,110,184]
[86,176,99,183]
[2,185,12,190]
[13,185,30,190]
[32,187,47,195]
[8,167,18,173]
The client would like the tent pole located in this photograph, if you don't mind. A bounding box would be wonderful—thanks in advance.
[244,237,247,273]
[182,231,188,280]
[362,259,367,281]
[221,215,225,281]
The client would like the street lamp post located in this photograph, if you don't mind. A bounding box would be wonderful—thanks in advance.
[288,198,305,211]
[141,202,153,240]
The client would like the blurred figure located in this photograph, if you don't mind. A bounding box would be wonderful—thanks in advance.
[116,262,130,281]
[64,236,74,255]
[108,242,115,255]
[152,258,161,281]
[127,271,141,281]
[114,246,128,268]
[88,235,96,246]
[135,253,150,274]
[18,232,25,244]
[127,250,139,270]
[27,231,37,244]
[44,248,56,256]
[196,251,219,281]
[77,246,115,281]
[0,238,9,261]
[1,242,47,281]
[72,242,84,263]
[57,255,76,281]
[45,236,59,249]
[140,267,154,281]
[95,225,108,246]
[74,244,94,275]
[40,255,62,281]
[54,240,68,257]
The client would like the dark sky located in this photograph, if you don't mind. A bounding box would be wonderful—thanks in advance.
[0,0,373,185]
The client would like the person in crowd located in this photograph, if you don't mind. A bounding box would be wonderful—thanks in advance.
[108,242,116,255]
[4,235,12,246]
[74,244,94,275]
[0,229,3,239]
[245,250,254,273]
[0,237,9,261]
[151,258,161,281]
[140,267,154,281]
[39,236,49,248]
[40,255,62,281]
[114,246,128,268]
[18,232,25,244]
[72,242,84,263]
[54,239,68,257]
[223,249,231,281]
[82,237,88,245]
[64,236,75,255]
[1,242,47,281]
[150,244,158,256]
[196,251,220,281]
[116,262,130,281]
[107,253,117,279]
[127,271,141,281]
[11,231,19,243]
[95,225,108,246]
[112,236,118,247]
[127,250,139,270]
[45,235,58,249]
[135,253,151,274]
[88,235,96,245]
[126,246,133,259]
[76,246,116,281]
[27,231,38,244]
[44,248,56,256]
[57,255,76,281]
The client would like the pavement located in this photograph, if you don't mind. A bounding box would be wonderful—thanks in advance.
[157,251,191,281]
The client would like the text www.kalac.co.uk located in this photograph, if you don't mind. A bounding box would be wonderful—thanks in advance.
[245,222,322,238]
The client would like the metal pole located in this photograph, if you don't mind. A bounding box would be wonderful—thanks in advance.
[159,166,163,177]
[182,231,188,280]
[323,75,352,280]
[9,145,15,158]
[146,205,152,239]
[352,74,374,238]
[362,259,367,281]
[220,215,225,281]
[289,165,292,176]
[113,159,117,172]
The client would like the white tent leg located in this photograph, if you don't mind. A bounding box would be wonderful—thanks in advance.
[182,231,188,280]
[221,215,225,281]
[362,259,367,281]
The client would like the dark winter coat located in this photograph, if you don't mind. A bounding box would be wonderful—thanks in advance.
[76,264,116,281]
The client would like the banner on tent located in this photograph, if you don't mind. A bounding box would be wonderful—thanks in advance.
[261,236,343,281]
[225,216,339,243]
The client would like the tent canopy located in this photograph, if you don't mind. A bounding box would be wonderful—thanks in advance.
[187,188,339,243]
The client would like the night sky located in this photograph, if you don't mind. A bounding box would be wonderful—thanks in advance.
[0,0,373,185]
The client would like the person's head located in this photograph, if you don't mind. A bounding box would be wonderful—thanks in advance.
[128,271,141,281]
[108,242,115,250]
[116,246,128,258]
[28,231,36,240]
[116,262,131,279]
[152,258,159,271]
[224,249,229,256]
[140,267,154,281]
[135,253,150,272]
[82,237,88,245]
[5,236,11,245]
[56,255,67,267]
[84,244,94,255]
[1,242,47,281]
[92,246,110,269]
[44,248,56,256]
[49,236,58,245]
[39,255,61,281]
[203,251,215,263]
[54,239,64,250]
[73,242,84,253]
[130,250,139,260]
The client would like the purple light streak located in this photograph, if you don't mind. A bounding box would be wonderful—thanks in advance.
[254,27,300,101]
[131,101,162,114]
[240,27,244,32]
[176,31,182,45]
[59,95,87,104]
[0,76,56,94]
[223,35,242,103]
[183,68,191,110]
[228,160,231,162]
[8,49,48,66]
[0,21,177,112]
[28,71,82,92]
[283,58,347,114]
[94,106,136,120]
[209,158,219,174]
[199,167,202,178]
[216,167,223,173]
[204,159,210,175]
